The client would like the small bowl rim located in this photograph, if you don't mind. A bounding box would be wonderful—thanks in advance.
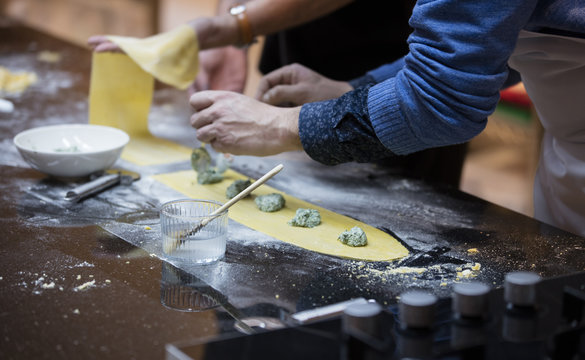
[160,199,227,219]
[13,123,130,156]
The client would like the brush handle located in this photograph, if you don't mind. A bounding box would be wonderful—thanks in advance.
[166,164,285,253]
[204,163,284,223]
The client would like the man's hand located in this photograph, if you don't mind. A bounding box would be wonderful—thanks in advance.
[190,91,302,156]
[255,63,353,106]
[190,47,248,94]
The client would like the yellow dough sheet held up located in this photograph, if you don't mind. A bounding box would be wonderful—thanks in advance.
[153,170,409,262]
[105,25,199,90]
[89,25,198,166]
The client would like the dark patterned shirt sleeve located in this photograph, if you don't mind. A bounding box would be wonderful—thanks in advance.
[298,86,396,165]
[348,73,377,89]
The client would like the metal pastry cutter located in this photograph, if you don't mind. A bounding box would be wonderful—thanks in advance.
[64,169,141,202]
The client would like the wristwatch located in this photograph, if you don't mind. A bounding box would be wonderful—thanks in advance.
[229,4,256,47]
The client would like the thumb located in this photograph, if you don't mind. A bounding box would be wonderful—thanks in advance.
[261,84,305,106]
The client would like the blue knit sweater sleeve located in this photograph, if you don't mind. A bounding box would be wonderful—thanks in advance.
[299,0,538,162]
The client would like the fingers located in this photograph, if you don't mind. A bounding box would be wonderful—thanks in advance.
[189,91,216,113]
[189,91,228,132]
[194,123,217,144]
[87,35,107,49]
[95,42,123,53]
[255,64,297,101]
[260,84,304,106]
[87,35,123,53]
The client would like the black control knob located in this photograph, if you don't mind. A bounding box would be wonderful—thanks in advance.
[341,301,383,360]
[399,290,437,329]
[452,282,490,319]
[504,271,541,307]
[342,301,383,338]
[503,271,541,343]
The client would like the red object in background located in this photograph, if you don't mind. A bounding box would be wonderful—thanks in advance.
[500,83,532,109]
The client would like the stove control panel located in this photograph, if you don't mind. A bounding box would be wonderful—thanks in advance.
[167,270,585,360]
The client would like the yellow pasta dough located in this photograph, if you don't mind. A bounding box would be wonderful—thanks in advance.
[153,169,409,262]
[88,26,197,165]
[106,25,198,90]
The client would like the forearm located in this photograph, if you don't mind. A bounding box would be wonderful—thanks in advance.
[193,0,354,50]
[245,0,354,35]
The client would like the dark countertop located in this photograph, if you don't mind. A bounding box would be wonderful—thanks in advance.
[1,19,584,359]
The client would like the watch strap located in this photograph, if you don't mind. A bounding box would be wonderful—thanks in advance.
[230,4,255,47]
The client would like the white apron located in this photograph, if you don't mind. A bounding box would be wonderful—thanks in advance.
[508,30,585,236]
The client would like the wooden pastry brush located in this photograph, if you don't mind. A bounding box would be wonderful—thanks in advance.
[165,164,284,253]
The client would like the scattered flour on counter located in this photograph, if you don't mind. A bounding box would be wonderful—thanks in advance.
[345,260,483,288]
[31,275,63,294]
[387,266,428,275]
[41,282,56,289]
[71,261,94,268]
[74,280,96,292]
[37,51,62,63]
[456,263,482,280]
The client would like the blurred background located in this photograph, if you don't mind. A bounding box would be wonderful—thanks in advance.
[0,0,542,217]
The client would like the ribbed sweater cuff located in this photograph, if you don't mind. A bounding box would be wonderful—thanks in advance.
[368,78,422,155]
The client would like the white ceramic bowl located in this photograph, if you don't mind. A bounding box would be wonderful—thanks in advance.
[13,124,130,177]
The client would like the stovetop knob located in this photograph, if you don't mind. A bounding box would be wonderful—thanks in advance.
[399,290,437,329]
[452,282,490,319]
[342,301,382,338]
[504,271,541,307]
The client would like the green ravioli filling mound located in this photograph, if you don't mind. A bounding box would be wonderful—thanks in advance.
[191,147,232,184]
[288,208,321,228]
[255,193,285,212]
[197,169,224,184]
[226,179,252,199]
[338,226,368,247]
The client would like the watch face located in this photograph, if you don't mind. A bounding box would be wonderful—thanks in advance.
[230,4,246,15]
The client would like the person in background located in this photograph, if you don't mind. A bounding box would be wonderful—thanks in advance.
[186,0,585,237]
[90,0,468,188]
